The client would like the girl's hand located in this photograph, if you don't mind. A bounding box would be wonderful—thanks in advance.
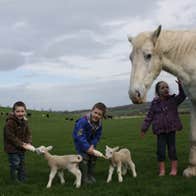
[176,78,182,85]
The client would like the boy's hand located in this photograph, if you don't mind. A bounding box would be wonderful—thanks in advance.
[141,131,145,138]
[87,145,94,155]
[22,143,35,152]
[93,149,106,158]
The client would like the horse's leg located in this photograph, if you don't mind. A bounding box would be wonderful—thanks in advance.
[183,103,196,177]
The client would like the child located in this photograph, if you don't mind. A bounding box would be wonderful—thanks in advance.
[141,79,186,176]
[72,102,106,184]
[4,101,32,182]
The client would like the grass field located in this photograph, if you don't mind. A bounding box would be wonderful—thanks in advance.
[0,112,195,196]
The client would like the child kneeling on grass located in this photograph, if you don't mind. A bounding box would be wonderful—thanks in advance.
[72,102,106,184]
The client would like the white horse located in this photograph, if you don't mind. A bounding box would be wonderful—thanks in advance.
[128,25,196,177]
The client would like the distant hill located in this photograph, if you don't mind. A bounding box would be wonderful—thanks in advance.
[66,99,191,117]
[0,99,191,118]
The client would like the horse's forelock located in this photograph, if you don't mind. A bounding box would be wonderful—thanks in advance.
[132,32,153,49]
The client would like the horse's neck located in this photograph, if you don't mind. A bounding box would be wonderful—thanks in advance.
[158,30,196,60]
[158,30,196,84]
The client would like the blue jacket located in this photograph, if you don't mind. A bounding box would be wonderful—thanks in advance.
[141,83,186,135]
[72,113,102,154]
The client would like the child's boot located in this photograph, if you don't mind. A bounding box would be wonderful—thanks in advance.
[88,160,96,183]
[169,160,178,176]
[79,161,92,184]
[158,162,165,176]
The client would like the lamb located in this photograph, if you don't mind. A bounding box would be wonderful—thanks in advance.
[36,146,82,188]
[105,145,137,183]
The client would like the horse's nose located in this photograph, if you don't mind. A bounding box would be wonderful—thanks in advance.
[135,90,141,98]
[128,89,143,104]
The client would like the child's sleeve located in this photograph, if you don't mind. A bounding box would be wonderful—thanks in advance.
[174,83,186,105]
[141,103,154,133]
[73,120,90,152]
[5,121,23,147]
[91,126,102,147]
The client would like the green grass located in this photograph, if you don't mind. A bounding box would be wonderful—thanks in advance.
[0,112,195,196]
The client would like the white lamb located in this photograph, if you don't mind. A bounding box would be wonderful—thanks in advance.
[36,146,82,188]
[105,145,137,183]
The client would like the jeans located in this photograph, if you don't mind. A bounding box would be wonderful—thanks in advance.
[8,152,26,182]
[157,132,177,162]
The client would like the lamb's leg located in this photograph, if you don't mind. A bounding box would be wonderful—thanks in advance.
[122,164,127,175]
[69,165,82,188]
[106,165,114,183]
[117,162,123,183]
[184,104,196,177]
[58,170,65,184]
[46,168,57,188]
[128,160,137,177]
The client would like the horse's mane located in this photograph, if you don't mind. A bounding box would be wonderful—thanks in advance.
[159,30,196,57]
[134,30,196,57]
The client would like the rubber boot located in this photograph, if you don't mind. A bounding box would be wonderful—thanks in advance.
[158,162,165,176]
[79,161,92,184]
[88,160,96,183]
[169,160,178,176]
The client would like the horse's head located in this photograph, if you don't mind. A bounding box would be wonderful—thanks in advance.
[128,25,163,104]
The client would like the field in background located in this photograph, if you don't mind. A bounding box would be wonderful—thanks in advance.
[0,108,195,196]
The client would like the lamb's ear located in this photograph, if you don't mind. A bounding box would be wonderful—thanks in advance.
[105,145,109,149]
[151,25,162,46]
[46,146,53,151]
[114,146,119,151]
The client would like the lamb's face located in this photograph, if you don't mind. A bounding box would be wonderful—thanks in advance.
[35,146,46,154]
[35,145,53,155]
[105,146,113,159]
[105,146,119,159]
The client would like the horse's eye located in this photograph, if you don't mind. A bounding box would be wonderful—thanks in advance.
[144,53,152,61]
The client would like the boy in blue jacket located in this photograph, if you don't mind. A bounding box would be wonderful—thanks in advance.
[72,102,106,184]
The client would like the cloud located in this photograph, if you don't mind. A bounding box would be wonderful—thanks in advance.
[0,0,195,110]
[0,50,24,70]
[0,79,130,111]
[155,0,196,28]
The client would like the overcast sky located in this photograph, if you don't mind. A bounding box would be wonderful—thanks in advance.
[0,0,195,111]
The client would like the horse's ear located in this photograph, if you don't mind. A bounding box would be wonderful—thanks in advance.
[128,35,133,43]
[152,25,162,45]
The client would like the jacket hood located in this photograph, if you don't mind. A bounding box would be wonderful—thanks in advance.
[6,112,17,122]
[86,112,102,127]
[6,112,27,124]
